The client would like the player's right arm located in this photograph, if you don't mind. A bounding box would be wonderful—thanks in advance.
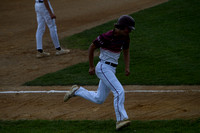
[88,43,97,75]
[44,0,56,19]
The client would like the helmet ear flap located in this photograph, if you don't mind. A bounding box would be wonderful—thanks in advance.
[114,23,125,30]
[114,23,119,29]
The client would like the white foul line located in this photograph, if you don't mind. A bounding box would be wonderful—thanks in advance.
[0,90,200,94]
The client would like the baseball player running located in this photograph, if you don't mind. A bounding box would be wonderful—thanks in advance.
[35,0,70,58]
[64,15,135,130]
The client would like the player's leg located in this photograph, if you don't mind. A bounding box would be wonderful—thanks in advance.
[43,3,69,55]
[43,3,60,49]
[96,63,128,122]
[75,80,110,104]
[45,15,60,49]
[35,4,46,50]
[35,3,51,58]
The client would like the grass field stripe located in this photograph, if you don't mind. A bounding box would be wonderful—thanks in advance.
[0,90,200,94]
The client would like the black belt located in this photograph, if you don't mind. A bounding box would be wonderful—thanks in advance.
[100,60,117,67]
[105,61,118,67]
[36,0,43,3]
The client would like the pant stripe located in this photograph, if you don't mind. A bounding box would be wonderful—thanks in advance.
[100,64,121,121]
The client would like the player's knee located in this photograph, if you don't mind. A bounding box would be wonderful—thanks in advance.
[48,24,56,30]
[116,89,125,97]
[37,27,45,34]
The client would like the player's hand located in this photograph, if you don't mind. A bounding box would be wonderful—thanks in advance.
[51,13,56,19]
[89,67,95,75]
[125,68,130,76]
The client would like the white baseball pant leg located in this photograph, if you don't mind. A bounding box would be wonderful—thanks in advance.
[75,62,129,122]
[35,2,60,50]
[76,80,110,104]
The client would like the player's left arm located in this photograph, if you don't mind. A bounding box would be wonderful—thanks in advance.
[123,48,130,76]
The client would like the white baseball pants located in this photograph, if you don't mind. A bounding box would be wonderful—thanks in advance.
[35,2,60,50]
[75,61,129,122]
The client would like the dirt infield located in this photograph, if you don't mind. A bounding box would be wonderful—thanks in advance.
[0,86,200,120]
[0,0,200,121]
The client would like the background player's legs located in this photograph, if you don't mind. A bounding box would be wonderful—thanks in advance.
[75,80,110,104]
[43,6,60,49]
[35,5,46,50]
[46,18,60,49]
[96,63,128,122]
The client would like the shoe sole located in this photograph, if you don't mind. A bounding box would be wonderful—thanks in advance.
[63,93,70,102]
[64,85,78,102]
[55,50,70,56]
[116,121,131,130]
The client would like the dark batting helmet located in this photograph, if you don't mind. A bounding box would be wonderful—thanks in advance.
[115,15,135,30]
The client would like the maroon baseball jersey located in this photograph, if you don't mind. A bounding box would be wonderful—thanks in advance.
[93,30,130,64]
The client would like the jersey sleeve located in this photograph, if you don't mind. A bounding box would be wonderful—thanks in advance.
[93,34,110,48]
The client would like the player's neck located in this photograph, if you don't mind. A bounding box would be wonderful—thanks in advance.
[113,28,129,37]
[113,28,120,36]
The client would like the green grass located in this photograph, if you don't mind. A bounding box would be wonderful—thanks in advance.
[24,0,200,86]
[0,119,199,133]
